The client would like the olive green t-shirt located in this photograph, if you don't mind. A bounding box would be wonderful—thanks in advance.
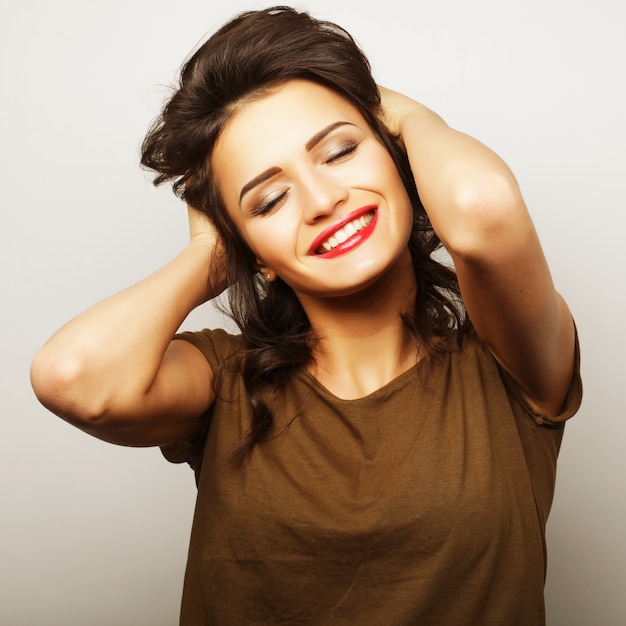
[162,328,582,625]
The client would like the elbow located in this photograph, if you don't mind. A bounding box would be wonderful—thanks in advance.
[440,170,529,260]
[30,349,107,426]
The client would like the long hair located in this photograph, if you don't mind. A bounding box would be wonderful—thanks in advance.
[141,6,469,463]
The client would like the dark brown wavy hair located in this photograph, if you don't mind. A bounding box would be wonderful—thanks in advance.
[141,6,469,463]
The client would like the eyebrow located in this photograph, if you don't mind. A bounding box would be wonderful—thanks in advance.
[238,167,282,205]
[305,120,353,152]
[238,121,355,205]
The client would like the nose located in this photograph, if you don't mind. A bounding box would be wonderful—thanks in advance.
[300,168,348,224]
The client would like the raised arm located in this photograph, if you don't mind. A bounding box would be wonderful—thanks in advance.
[30,207,225,446]
[380,86,575,416]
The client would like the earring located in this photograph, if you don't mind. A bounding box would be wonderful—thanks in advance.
[266,273,271,281]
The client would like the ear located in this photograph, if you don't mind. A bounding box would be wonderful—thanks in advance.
[256,261,276,283]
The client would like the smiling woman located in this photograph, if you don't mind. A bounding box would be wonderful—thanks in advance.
[212,80,414,301]
[30,5,581,625]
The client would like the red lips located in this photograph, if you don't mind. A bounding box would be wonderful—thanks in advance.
[308,206,378,257]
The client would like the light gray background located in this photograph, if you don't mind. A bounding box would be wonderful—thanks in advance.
[2,1,624,624]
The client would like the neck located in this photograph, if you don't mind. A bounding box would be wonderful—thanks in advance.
[299,250,420,399]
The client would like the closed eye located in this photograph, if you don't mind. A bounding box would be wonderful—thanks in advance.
[251,190,288,216]
[325,141,358,164]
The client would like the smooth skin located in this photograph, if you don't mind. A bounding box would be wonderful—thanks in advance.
[212,81,419,399]
[30,80,576,447]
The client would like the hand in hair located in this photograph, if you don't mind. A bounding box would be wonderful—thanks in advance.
[378,85,575,417]
[187,204,228,299]
[377,85,447,147]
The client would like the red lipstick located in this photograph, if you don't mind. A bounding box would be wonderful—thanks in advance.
[308,206,378,258]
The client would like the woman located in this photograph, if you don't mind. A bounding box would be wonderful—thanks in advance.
[31,6,581,624]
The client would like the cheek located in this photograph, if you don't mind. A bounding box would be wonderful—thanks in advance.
[243,217,297,265]
[384,163,413,220]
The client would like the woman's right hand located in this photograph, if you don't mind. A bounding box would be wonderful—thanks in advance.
[30,205,222,447]
[187,205,228,300]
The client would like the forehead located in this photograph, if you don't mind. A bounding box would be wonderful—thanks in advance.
[211,80,367,203]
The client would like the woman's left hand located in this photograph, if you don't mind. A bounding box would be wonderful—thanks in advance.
[378,85,411,138]
[378,85,445,145]
[378,84,576,418]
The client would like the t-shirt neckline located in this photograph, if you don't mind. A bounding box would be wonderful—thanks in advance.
[297,360,423,405]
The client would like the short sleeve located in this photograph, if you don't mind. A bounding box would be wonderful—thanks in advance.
[499,322,582,426]
[160,328,244,471]
[173,327,244,370]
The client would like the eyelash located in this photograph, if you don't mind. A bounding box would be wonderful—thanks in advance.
[325,141,358,163]
[250,140,359,216]
[252,191,287,216]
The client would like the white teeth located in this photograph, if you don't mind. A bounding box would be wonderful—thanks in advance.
[335,229,348,244]
[344,222,357,237]
[317,211,374,254]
